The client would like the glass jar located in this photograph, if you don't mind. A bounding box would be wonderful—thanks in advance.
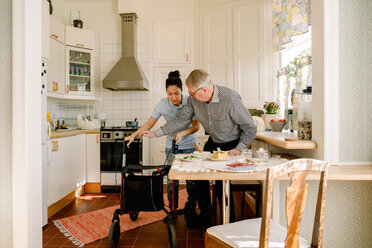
[297,87,312,140]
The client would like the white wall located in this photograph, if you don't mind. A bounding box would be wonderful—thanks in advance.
[12,0,43,247]
[0,0,13,246]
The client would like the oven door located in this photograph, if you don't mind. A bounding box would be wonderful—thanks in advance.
[100,139,142,172]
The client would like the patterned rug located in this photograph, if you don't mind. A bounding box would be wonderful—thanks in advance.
[53,189,187,247]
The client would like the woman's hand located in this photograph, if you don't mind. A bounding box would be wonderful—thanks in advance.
[173,132,185,144]
[140,130,156,138]
[228,148,242,156]
[124,135,135,147]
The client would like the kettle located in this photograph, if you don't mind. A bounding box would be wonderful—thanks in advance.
[73,19,83,29]
[126,118,138,128]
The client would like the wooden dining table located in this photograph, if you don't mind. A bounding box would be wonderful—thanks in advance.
[168,154,291,224]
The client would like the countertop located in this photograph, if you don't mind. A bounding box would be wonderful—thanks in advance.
[50,129,100,139]
[255,131,317,149]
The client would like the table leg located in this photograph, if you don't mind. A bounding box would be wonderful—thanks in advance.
[222,180,230,224]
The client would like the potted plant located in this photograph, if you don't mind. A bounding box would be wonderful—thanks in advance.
[261,101,280,129]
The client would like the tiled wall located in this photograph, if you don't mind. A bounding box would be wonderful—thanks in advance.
[0,0,13,246]
[47,99,98,127]
[97,31,153,127]
[339,0,372,162]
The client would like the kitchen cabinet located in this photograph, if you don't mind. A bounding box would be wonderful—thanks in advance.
[153,21,191,64]
[86,134,100,182]
[200,0,269,108]
[66,26,94,50]
[65,46,94,96]
[49,15,65,44]
[48,135,86,205]
[47,37,65,94]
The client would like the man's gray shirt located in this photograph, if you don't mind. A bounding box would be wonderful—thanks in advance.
[154,85,257,151]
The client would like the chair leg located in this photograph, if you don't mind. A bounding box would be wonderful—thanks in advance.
[256,187,261,218]
[212,184,217,225]
[241,191,245,218]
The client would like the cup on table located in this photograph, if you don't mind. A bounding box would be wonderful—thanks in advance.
[242,148,253,159]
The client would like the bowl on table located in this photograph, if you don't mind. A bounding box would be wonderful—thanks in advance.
[270,121,286,132]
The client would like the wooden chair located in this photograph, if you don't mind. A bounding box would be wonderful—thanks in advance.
[205,159,328,248]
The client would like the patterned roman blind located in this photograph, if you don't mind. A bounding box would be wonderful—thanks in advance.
[272,0,311,52]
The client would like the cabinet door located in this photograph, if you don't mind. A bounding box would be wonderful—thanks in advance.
[66,26,94,50]
[201,6,233,88]
[72,134,87,187]
[49,15,65,43]
[53,137,75,200]
[86,134,100,182]
[48,38,65,94]
[153,21,191,64]
[233,3,265,108]
[66,46,94,96]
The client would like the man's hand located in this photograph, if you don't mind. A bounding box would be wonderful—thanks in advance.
[140,130,156,138]
[228,148,241,156]
[124,135,135,147]
[173,132,184,144]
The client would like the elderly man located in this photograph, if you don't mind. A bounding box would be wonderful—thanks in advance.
[141,69,257,227]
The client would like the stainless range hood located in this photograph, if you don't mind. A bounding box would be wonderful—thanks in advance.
[103,13,149,91]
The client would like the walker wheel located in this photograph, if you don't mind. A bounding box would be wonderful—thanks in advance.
[129,211,139,221]
[108,221,120,248]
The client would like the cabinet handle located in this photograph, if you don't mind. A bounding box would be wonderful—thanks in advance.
[51,34,59,39]
[186,54,189,62]
[53,82,59,91]
[52,141,57,152]
[76,43,85,47]
[56,141,59,151]
[96,135,99,143]
[66,85,69,93]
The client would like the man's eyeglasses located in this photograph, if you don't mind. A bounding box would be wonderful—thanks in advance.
[188,87,204,97]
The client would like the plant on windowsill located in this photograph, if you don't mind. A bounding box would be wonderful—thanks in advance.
[261,101,280,130]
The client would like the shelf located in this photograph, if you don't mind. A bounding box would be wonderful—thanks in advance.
[69,74,90,78]
[255,131,317,149]
[70,61,90,65]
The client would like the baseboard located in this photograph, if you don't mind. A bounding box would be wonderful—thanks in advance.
[85,182,102,193]
[48,187,85,218]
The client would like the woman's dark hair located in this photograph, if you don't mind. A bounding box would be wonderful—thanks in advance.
[166,70,182,91]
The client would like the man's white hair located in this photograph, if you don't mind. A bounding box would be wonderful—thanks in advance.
[186,69,213,88]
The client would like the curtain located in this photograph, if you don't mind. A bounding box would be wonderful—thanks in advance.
[272,0,311,52]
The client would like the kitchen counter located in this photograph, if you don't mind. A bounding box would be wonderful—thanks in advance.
[51,129,100,139]
[255,131,317,149]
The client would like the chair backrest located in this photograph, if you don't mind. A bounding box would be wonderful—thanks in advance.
[259,159,328,248]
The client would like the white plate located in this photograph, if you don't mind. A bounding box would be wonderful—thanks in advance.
[206,155,233,161]
[202,162,265,173]
[181,157,204,162]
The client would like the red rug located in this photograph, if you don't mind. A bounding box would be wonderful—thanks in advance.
[53,189,187,247]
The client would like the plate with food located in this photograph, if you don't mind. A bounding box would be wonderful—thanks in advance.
[192,151,211,159]
[181,155,204,162]
[205,150,232,161]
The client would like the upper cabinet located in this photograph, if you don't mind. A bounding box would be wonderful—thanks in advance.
[47,18,98,99]
[153,21,191,64]
[200,0,270,108]
[48,37,65,95]
[49,15,65,44]
[66,26,94,50]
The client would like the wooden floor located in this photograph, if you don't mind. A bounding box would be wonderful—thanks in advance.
[42,185,255,248]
